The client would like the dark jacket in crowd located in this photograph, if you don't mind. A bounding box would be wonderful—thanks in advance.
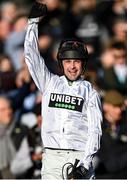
[0,121,33,179]
[96,115,127,179]
[99,67,127,95]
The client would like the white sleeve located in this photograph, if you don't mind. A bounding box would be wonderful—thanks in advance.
[24,18,53,93]
[81,90,102,170]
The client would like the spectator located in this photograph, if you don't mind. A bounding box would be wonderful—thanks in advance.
[0,54,14,72]
[5,12,28,70]
[0,96,33,179]
[98,39,127,95]
[0,54,16,93]
[0,1,18,54]
[95,90,127,179]
[111,17,127,41]
[0,16,11,54]
[0,1,18,22]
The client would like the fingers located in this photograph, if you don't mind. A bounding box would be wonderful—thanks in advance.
[28,1,48,18]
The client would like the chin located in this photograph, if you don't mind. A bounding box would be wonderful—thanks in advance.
[70,78,77,81]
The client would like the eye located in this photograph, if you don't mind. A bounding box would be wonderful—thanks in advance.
[75,60,81,63]
[64,60,71,63]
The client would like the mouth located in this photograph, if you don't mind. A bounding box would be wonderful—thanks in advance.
[69,71,77,74]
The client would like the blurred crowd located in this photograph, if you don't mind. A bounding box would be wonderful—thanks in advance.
[0,0,127,179]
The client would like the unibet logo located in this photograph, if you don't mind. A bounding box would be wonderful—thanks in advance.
[49,93,84,112]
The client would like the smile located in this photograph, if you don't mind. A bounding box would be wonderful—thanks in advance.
[69,71,77,74]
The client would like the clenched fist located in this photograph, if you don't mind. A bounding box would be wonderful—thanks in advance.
[28,1,47,18]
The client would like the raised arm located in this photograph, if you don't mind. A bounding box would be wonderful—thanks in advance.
[24,2,53,93]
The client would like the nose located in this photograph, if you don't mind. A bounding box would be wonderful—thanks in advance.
[70,61,76,68]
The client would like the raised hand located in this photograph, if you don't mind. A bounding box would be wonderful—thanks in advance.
[28,1,47,18]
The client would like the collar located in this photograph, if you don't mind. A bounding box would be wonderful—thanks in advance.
[60,75,84,86]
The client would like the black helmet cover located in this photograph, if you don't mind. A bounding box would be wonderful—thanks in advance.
[57,39,88,70]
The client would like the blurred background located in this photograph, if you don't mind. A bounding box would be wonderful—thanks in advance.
[0,0,127,179]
